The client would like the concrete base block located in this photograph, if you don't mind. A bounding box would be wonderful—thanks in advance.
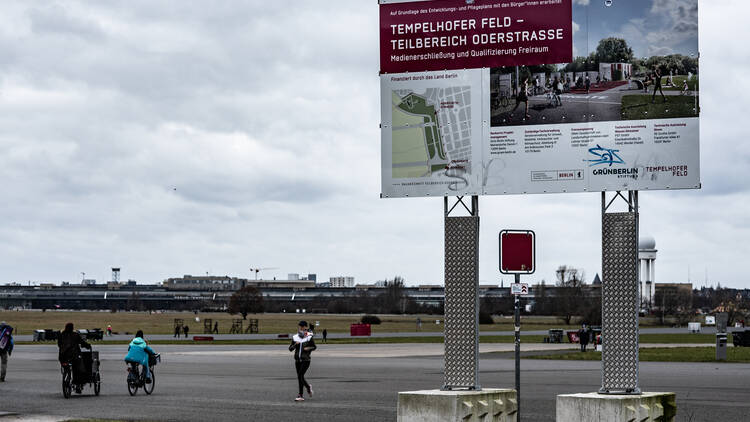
[398,389,517,422]
[557,392,676,422]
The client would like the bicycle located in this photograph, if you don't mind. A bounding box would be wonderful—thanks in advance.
[126,353,160,396]
[60,349,101,399]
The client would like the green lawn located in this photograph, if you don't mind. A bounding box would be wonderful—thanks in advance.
[528,347,750,363]
[621,94,699,120]
[661,75,699,91]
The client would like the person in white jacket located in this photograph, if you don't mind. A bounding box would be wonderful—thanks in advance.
[289,320,316,401]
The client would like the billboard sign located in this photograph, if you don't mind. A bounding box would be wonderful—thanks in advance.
[380,0,700,198]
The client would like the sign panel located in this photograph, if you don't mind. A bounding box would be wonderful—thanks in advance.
[511,283,529,295]
[380,0,700,198]
[499,230,535,274]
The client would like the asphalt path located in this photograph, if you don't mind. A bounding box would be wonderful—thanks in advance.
[490,85,692,126]
[13,326,737,342]
[0,344,748,422]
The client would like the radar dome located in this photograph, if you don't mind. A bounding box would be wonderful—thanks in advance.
[639,236,656,250]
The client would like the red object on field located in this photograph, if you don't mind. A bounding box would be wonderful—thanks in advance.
[192,336,214,341]
[566,331,580,343]
[499,230,535,274]
[350,324,371,337]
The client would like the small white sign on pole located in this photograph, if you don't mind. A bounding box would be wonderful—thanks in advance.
[511,283,529,296]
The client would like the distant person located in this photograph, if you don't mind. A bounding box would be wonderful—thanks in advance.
[57,323,91,390]
[289,320,316,401]
[183,324,190,338]
[510,77,530,121]
[585,75,591,94]
[0,321,14,382]
[682,79,689,95]
[213,321,219,334]
[174,325,181,338]
[578,325,590,352]
[322,329,328,343]
[553,77,563,107]
[125,330,156,383]
[652,67,666,103]
[107,324,112,337]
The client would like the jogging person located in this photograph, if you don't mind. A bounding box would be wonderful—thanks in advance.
[652,67,666,103]
[510,77,530,121]
[125,330,156,383]
[289,320,316,401]
[0,321,14,382]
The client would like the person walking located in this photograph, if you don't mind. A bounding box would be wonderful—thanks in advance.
[578,325,590,352]
[652,67,666,103]
[213,321,219,334]
[585,75,591,94]
[289,320,316,401]
[0,321,14,382]
[510,77,530,121]
[322,329,327,343]
[106,324,112,337]
[174,325,181,338]
[183,324,189,338]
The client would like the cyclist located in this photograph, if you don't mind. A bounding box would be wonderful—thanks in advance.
[125,330,156,383]
[57,322,91,392]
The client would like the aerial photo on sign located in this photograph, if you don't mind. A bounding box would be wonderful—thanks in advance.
[379,0,700,198]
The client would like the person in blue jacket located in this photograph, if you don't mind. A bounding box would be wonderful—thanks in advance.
[125,330,156,382]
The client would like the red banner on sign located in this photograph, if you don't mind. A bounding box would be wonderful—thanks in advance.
[380,0,572,74]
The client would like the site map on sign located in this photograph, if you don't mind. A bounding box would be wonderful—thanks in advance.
[391,86,472,182]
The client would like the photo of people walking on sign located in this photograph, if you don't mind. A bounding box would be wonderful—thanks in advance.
[490,0,699,127]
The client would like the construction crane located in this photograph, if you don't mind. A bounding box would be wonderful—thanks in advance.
[250,267,278,280]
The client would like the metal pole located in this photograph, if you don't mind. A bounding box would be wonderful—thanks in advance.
[514,273,521,417]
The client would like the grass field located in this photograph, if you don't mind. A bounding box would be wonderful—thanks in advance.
[621,94,699,120]
[527,347,750,363]
[661,75,699,91]
[1,311,598,336]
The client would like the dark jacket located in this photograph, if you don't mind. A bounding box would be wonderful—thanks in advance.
[58,330,90,363]
[0,324,13,355]
[578,329,590,345]
[289,335,316,362]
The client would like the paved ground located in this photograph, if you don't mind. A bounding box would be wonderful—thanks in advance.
[0,344,747,422]
[13,326,736,342]
[490,85,692,127]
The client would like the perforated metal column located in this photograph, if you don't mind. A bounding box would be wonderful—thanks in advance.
[601,211,640,394]
[444,216,480,390]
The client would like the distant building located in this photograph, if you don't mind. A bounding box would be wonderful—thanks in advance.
[307,274,317,282]
[163,275,246,291]
[81,279,96,286]
[288,273,300,280]
[329,276,354,288]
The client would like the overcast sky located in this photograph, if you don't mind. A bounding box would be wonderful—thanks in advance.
[0,0,747,289]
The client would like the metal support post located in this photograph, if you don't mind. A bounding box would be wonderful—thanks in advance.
[443,196,480,390]
[514,273,521,415]
[600,190,640,394]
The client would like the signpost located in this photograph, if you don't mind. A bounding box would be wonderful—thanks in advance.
[500,229,535,419]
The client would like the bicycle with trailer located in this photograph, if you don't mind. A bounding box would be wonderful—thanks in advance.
[60,348,101,398]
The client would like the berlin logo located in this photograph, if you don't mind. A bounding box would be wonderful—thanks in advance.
[586,144,625,167]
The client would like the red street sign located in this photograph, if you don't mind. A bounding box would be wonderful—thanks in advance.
[499,230,535,274]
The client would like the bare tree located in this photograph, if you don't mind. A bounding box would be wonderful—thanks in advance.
[228,286,264,319]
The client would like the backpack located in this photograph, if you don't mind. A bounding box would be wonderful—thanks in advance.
[0,325,12,351]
